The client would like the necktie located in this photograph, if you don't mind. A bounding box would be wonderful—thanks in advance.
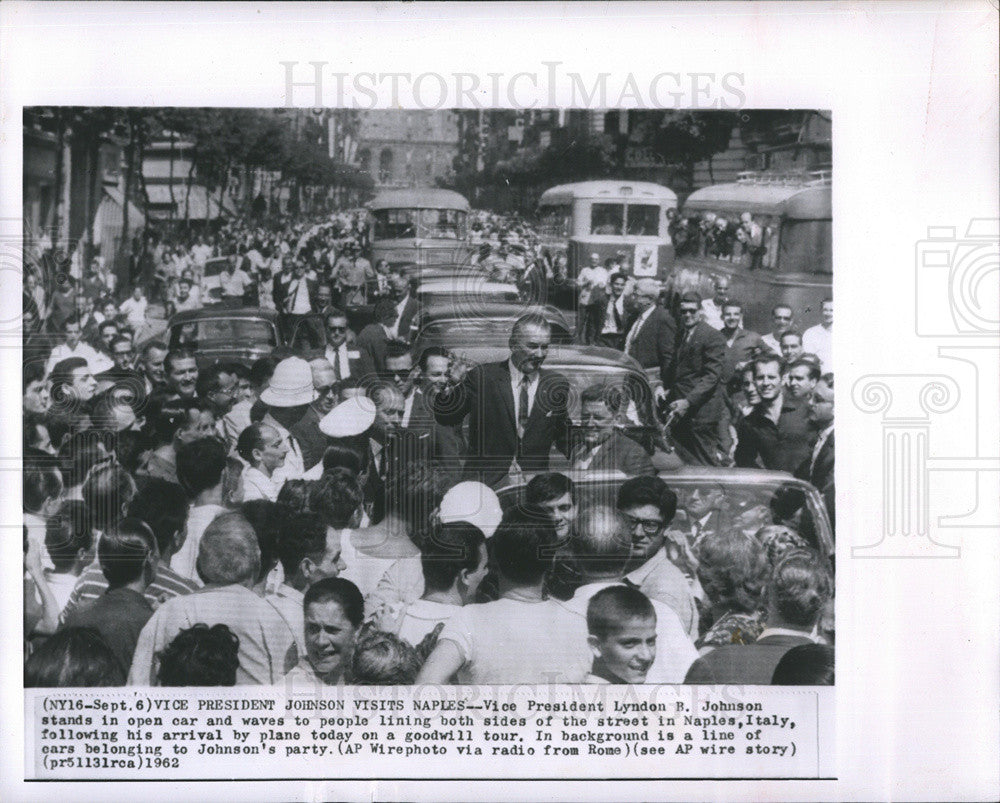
[332,347,341,380]
[612,299,622,331]
[518,376,530,440]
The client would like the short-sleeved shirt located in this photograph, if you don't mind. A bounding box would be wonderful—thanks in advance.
[438,596,590,684]
[61,561,200,624]
[128,584,298,686]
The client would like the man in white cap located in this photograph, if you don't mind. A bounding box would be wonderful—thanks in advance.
[259,357,316,484]
[623,278,677,399]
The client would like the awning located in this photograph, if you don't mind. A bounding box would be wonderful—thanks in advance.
[144,183,238,220]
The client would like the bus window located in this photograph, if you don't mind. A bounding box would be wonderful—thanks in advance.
[373,209,417,240]
[591,203,624,235]
[779,220,831,274]
[537,205,571,238]
[416,208,467,240]
[626,204,661,236]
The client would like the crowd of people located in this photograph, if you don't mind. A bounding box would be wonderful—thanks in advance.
[22,206,834,690]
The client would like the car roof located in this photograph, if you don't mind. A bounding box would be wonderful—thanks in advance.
[368,188,470,211]
[496,467,806,492]
[539,180,678,205]
[169,307,281,326]
[416,278,518,295]
[416,300,568,323]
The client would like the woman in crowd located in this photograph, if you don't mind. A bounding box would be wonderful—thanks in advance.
[694,532,770,652]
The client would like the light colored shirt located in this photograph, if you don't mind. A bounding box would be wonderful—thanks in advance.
[810,424,834,475]
[558,581,698,683]
[700,298,726,330]
[128,584,298,686]
[262,413,305,484]
[761,332,782,355]
[220,269,252,297]
[221,399,253,449]
[241,465,283,503]
[438,595,590,684]
[602,294,626,334]
[287,277,312,314]
[324,343,356,381]
[626,548,700,641]
[44,341,114,377]
[802,323,832,369]
[267,583,305,653]
[169,503,227,584]
[396,599,462,646]
[119,296,148,328]
[577,266,609,306]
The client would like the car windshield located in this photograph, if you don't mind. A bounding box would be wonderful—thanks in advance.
[498,475,830,556]
[171,318,276,349]
[416,318,573,346]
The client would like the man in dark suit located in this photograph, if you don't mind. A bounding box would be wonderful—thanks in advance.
[583,272,629,349]
[735,355,815,473]
[570,383,655,476]
[433,313,571,488]
[796,377,835,528]
[402,346,466,487]
[389,271,420,343]
[622,278,677,392]
[667,293,727,466]
[355,299,399,378]
[685,550,832,684]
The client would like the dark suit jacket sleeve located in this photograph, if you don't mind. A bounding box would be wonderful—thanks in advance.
[433,369,475,427]
[683,328,725,409]
[656,312,677,386]
[683,656,717,684]
[734,417,759,468]
[623,439,656,476]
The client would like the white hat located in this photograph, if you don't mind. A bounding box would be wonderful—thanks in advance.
[439,481,504,539]
[319,396,376,438]
[259,357,317,408]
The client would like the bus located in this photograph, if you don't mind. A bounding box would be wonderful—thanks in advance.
[674,170,831,332]
[368,188,472,269]
[536,180,679,281]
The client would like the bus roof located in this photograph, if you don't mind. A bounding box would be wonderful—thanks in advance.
[683,182,831,219]
[369,188,470,211]
[539,180,678,206]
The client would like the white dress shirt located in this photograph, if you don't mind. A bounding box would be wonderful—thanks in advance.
[602,294,626,334]
[44,341,114,377]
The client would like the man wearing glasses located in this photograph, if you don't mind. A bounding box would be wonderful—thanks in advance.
[291,358,341,472]
[323,308,373,384]
[666,292,727,466]
[617,476,699,642]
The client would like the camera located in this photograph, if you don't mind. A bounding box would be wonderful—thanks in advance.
[914,219,999,337]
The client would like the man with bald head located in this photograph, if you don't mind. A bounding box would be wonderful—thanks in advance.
[128,512,298,685]
[434,313,571,487]
[554,506,698,683]
[622,279,677,400]
[290,358,340,471]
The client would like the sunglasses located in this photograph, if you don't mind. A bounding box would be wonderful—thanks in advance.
[327,325,347,333]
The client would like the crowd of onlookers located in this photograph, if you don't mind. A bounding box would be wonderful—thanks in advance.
[22,206,833,690]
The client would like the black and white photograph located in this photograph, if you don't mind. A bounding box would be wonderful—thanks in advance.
[3,2,997,801]
[20,107,834,689]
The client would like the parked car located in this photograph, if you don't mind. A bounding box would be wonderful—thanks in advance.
[165,307,283,368]
[409,300,573,351]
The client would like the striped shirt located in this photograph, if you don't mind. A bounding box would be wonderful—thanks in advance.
[60,562,199,624]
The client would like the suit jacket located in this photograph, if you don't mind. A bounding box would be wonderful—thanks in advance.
[289,404,329,472]
[405,388,466,487]
[582,293,627,346]
[735,395,815,473]
[571,430,655,476]
[624,306,677,386]
[797,430,834,527]
[721,327,768,385]
[275,273,319,313]
[433,360,571,487]
[683,633,814,685]
[669,321,726,424]
[355,323,391,375]
[395,296,420,343]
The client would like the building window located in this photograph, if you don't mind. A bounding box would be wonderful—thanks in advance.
[379,148,394,183]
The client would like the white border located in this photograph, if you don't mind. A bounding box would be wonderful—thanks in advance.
[2,2,998,801]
